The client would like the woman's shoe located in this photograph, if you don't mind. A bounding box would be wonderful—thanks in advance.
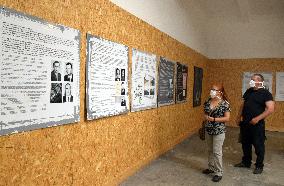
[202,169,214,174]
[212,175,222,182]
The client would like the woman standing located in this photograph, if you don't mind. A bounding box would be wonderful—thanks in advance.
[202,83,231,182]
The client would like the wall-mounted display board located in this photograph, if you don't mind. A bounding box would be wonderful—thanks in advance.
[193,66,203,107]
[242,72,273,96]
[157,57,175,107]
[131,49,157,112]
[176,62,188,103]
[0,7,81,136]
[275,72,284,101]
[86,34,129,120]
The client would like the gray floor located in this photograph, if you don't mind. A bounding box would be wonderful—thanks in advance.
[121,127,284,186]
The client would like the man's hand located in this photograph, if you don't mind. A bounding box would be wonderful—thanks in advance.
[250,117,260,125]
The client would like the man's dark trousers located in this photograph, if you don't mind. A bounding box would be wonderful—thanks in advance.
[240,121,265,168]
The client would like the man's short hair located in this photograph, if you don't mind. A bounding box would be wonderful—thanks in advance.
[253,73,264,81]
[66,62,72,68]
[53,61,60,67]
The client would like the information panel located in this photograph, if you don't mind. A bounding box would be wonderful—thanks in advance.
[176,62,188,103]
[0,7,81,135]
[86,34,129,120]
[158,57,175,106]
[131,49,157,112]
[193,66,203,107]
[275,72,284,101]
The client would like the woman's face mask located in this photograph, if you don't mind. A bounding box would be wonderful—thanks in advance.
[210,90,217,98]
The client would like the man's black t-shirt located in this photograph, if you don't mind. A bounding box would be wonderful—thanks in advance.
[242,88,273,123]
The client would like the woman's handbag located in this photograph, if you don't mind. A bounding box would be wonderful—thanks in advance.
[198,120,206,140]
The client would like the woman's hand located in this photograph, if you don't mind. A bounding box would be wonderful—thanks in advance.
[205,115,215,122]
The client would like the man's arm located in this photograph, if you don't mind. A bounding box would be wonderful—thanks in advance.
[236,100,244,125]
[250,100,275,125]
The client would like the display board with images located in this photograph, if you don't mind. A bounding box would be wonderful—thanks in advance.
[131,49,157,112]
[176,62,188,103]
[86,34,129,120]
[158,57,175,106]
[193,66,203,107]
[0,7,81,136]
[242,72,273,96]
[275,72,284,101]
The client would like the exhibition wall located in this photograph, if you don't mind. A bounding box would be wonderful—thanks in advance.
[0,0,208,185]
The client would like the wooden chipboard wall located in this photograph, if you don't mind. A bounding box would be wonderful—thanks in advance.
[0,0,209,185]
[208,59,284,132]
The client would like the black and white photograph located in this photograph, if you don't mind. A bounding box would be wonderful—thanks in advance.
[115,68,121,81]
[121,69,125,81]
[64,62,73,82]
[50,83,62,103]
[51,60,62,81]
[121,82,126,95]
[63,83,73,103]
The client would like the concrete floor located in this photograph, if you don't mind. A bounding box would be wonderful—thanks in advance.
[121,127,284,186]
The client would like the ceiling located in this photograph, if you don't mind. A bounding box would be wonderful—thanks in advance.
[179,0,284,22]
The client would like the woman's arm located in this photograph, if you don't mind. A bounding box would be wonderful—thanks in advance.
[207,111,230,122]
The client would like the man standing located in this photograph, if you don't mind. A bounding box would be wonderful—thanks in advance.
[64,62,73,82]
[235,74,275,174]
[51,61,61,81]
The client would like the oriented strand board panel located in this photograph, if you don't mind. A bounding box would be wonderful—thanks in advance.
[208,59,284,132]
[0,0,209,185]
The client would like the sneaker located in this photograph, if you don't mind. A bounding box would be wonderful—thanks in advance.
[253,167,263,174]
[234,162,251,168]
[212,175,222,182]
[202,169,214,174]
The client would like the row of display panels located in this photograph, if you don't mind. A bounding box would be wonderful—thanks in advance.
[0,7,204,136]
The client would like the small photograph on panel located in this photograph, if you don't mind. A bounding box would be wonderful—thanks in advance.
[121,82,126,95]
[51,60,62,81]
[150,77,155,86]
[115,68,120,81]
[121,97,126,106]
[121,69,125,81]
[50,83,62,103]
[150,88,155,95]
[64,62,73,82]
[63,83,73,103]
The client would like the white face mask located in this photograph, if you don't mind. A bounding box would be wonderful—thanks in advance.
[249,80,264,88]
[210,90,217,98]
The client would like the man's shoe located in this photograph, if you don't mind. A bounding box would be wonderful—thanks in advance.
[202,169,214,174]
[212,175,222,182]
[253,167,263,174]
[234,162,251,168]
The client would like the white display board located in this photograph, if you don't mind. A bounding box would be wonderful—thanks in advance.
[275,72,284,101]
[131,49,157,112]
[0,7,81,136]
[86,34,129,120]
[242,72,273,96]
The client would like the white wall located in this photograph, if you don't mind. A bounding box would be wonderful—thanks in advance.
[111,0,284,59]
[110,0,208,56]
[206,14,284,59]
